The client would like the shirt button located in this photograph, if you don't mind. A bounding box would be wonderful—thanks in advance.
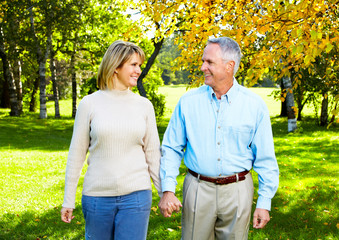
[218,158,221,161]
[216,110,219,113]
[218,126,221,129]
[217,142,220,145]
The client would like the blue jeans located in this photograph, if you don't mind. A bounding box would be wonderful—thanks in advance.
[82,190,152,240]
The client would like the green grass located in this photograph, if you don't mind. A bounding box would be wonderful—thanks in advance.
[0,87,338,239]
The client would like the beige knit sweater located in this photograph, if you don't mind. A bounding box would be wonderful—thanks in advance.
[62,89,162,209]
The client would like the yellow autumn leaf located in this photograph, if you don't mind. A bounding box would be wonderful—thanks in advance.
[326,44,334,53]
[151,206,157,212]
[304,55,312,65]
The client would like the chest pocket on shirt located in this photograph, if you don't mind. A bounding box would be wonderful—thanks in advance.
[223,126,254,156]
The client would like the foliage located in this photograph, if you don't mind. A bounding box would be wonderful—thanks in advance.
[140,66,166,122]
[79,76,98,98]
[156,37,190,85]
[1,0,166,118]
[136,0,339,121]
[0,87,338,239]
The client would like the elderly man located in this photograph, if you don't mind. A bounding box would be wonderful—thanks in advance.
[158,37,279,239]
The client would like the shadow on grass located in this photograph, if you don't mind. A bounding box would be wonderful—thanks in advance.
[271,116,338,137]
[0,205,85,240]
[252,180,338,239]
[0,114,74,151]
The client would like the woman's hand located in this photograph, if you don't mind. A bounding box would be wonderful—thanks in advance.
[61,207,75,223]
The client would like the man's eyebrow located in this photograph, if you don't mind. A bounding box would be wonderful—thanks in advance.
[202,58,213,63]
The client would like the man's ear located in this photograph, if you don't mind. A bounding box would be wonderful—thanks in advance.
[226,60,235,73]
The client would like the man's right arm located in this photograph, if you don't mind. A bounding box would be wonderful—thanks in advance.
[159,100,186,217]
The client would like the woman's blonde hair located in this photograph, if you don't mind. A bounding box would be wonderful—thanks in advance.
[97,40,145,90]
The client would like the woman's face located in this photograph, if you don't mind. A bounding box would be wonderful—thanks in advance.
[114,53,142,90]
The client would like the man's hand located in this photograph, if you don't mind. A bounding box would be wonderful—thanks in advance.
[61,207,75,223]
[253,208,270,229]
[158,191,182,217]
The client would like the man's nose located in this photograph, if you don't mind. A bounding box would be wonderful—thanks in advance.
[201,62,207,72]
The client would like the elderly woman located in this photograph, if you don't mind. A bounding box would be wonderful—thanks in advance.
[61,40,161,240]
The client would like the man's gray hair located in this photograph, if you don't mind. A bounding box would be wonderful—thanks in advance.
[208,37,242,75]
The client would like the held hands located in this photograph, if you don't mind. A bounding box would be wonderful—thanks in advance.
[158,191,182,217]
[61,207,75,223]
[253,208,270,229]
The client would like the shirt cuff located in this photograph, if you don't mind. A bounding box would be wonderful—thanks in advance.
[161,180,177,193]
[256,196,272,211]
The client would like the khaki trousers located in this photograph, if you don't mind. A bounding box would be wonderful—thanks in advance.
[182,171,254,240]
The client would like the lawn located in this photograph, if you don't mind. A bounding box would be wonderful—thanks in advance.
[0,86,338,239]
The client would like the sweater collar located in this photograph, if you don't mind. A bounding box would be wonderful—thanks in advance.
[102,88,132,97]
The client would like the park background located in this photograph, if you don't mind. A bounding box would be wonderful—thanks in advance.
[0,0,338,239]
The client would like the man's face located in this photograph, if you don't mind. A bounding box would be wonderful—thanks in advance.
[201,43,233,89]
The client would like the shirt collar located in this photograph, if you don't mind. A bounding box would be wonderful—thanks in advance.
[226,78,239,103]
[207,78,239,103]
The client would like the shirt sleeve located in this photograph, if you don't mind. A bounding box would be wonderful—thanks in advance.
[143,101,162,197]
[251,105,279,211]
[62,97,91,209]
[160,99,187,193]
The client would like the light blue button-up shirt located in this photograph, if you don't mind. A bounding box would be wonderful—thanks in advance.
[160,80,279,210]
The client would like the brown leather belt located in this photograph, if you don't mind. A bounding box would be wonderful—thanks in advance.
[188,169,249,185]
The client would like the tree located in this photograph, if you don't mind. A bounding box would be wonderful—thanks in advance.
[28,0,54,119]
[137,0,338,126]
[0,0,25,116]
[156,37,190,85]
[0,25,20,116]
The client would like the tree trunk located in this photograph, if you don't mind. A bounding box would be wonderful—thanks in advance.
[0,25,20,116]
[280,78,287,117]
[29,6,52,119]
[282,76,297,132]
[329,103,337,124]
[29,74,39,112]
[50,48,60,118]
[0,77,10,108]
[297,107,303,121]
[12,58,23,115]
[70,51,77,118]
[9,15,23,115]
[137,38,164,98]
[38,61,47,119]
[38,34,51,119]
[320,92,328,126]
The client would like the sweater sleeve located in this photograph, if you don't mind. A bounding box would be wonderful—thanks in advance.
[143,101,162,197]
[62,97,91,208]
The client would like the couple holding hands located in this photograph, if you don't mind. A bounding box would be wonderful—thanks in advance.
[61,37,279,240]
